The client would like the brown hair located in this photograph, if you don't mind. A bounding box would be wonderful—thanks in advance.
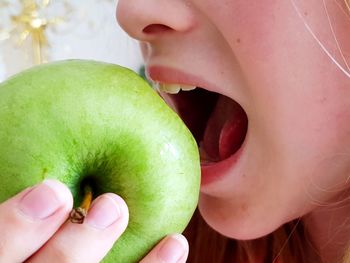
[183,209,319,263]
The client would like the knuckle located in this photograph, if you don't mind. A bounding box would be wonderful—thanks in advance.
[45,243,80,263]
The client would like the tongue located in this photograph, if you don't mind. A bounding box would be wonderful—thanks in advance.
[202,96,247,161]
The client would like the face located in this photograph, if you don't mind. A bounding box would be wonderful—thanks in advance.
[117,0,350,239]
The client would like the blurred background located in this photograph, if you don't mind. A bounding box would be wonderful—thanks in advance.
[0,0,143,82]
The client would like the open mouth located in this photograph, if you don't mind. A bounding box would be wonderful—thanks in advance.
[156,84,248,165]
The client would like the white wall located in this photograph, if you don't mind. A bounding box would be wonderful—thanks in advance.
[0,0,143,82]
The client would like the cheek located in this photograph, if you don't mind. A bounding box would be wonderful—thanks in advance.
[197,0,289,61]
[206,0,350,169]
[303,96,350,193]
[261,66,350,202]
[195,0,350,236]
[211,0,350,63]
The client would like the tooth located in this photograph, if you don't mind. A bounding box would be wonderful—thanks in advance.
[157,83,197,94]
[180,85,196,91]
[159,83,181,94]
[152,81,160,92]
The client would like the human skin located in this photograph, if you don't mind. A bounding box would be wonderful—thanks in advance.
[117,0,350,261]
[0,179,189,262]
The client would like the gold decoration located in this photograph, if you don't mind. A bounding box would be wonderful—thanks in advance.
[0,0,135,82]
[0,0,72,64]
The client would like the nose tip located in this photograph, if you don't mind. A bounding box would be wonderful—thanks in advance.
[116,0,195,41]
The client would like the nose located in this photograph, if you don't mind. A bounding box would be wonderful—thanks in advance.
[116,0,196,41]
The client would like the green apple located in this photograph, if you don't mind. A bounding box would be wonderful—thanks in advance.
[0,60,200,262]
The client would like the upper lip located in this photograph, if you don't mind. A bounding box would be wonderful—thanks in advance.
[146,65,220,94]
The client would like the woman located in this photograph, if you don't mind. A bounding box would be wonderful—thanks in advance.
[0,1,349,262]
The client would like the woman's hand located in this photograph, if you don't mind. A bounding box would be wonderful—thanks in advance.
[0,180,189,262]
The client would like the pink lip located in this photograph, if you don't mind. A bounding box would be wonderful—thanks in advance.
[147,65,246,187]
[147,66,218,93]
[200,145,244,186]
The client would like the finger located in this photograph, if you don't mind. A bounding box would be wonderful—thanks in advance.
[0,180,73,263]
[28,193,129,263]
[140,234,189,263]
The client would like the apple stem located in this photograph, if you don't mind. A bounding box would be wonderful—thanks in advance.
[69,185,93,224]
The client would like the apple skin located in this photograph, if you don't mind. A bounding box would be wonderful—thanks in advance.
[0,60,200,262]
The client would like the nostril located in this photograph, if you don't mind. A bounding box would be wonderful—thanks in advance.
[143,24,172,34]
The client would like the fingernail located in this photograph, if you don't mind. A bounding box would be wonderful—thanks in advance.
[18,180,68,220]
[158,234,188,263]
[85,194,121,229]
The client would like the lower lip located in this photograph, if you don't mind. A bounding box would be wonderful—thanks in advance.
[200,145,244,186]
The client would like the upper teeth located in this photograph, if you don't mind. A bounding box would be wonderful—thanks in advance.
[153,82,196,94]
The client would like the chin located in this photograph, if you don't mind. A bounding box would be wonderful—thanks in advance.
[197,193,288,240]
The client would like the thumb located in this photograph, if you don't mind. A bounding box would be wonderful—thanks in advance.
[0,179,73,262]
[140,234,189,263]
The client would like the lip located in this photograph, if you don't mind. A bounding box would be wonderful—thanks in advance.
[200,141,245,186]
[147,65,219,94]
[147,65,246,187]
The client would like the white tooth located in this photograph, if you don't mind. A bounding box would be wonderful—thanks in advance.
[180,85,196,91]
[157,83,197,94]
[152,81,160,92]
[159,83,181,94]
